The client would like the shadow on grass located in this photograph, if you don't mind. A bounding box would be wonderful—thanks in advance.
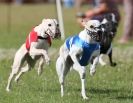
[88,88,119,94]
[30,85,133,100]
[89,88,133,100]
[72,87,133,100]
[115,96,133,100]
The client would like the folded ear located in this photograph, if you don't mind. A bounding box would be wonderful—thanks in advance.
[82,19,89,27]
[42,18,47,24]
[53,19,58,24]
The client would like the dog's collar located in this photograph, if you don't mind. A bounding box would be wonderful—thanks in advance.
[38,35,52,46]
[38,36,48,40]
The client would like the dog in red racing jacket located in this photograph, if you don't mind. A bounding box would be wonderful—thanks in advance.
[6,19,60,92]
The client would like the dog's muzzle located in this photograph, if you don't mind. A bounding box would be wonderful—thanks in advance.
[45,28,54,39]
[45,28,61,39]
[87,29,103,42]
[55,28,61,39]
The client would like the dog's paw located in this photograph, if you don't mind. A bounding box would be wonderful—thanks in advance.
[46,59,50,65]
[6,87,10,92]
[99,60,107,66]
[83,96,89,100]
[90,69,96,76]
[45,57,50,65]
[110,62,117,67]
[100,62,107,66]
[14,76,19,82]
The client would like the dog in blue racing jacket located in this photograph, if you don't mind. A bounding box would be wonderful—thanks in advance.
[56,20,103,99]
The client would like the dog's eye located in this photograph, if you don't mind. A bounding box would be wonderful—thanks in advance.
[48,24,52,26]
[101,24,105,28]
[90,25,94,28]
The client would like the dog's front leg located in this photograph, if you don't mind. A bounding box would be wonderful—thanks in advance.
[37,57,44,75]
[29,43,50,65]
[70,46,88,99]
[73,64,88,100]
[90,56,99,76]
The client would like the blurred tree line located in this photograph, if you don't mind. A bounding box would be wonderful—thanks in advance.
[0,0,122,4]
[0,0,54,3]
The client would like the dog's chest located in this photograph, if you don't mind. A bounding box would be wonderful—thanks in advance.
[100,35,112,53]
[36,39,50,50]
[79,43,100,66]
[66,35,100,66]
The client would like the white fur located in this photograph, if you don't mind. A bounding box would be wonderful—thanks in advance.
[56,20,101,99]
[6,19,59,92]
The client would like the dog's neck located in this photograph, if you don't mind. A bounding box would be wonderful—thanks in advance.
[79,29,97,44]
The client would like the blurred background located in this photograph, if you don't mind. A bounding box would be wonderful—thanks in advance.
[0,0,124,49]
[0,0,122,3]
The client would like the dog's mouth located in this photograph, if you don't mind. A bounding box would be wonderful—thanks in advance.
[91,32,102,42]
[45,29,54,39]
[87,29,103,42]
[45,28,61,39]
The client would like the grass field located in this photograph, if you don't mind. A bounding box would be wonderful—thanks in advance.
[0,3,133,103]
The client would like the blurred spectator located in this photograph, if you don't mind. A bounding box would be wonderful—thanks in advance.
[13,0,23,4]
[76,0,120,27]
[63,0,74,8]
[75,0,85,12]
[119,0,133,44]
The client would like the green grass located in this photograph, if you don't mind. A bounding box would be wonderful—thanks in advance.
[0,4,133,103]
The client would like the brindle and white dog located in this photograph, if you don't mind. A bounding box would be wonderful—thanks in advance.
[6,19,60,92]
[56,20,103,99]
[98,13,118,66]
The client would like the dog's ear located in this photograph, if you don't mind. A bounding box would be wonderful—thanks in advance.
[101,18,108,24]
[82,19,88,27]
[41,18,47,24]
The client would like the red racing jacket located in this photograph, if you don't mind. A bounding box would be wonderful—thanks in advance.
[25,28,51,51]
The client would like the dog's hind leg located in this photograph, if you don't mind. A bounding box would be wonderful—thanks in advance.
[6,44,27,92]
[73,64,88,100]
[6,58,24,92]
[56,56,65,97]
[56,56,71,97]
[14,64,31,82]
[6,66,20,92]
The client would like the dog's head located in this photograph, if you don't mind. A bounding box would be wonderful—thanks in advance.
[101,13,118,38]
[99,13,118,45]
[40,19,61,39]
[84,20,103,42]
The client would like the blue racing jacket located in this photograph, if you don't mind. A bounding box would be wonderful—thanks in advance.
[66,35,100,66]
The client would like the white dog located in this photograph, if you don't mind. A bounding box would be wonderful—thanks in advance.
[56,20,103,99]
[6,19,60,92]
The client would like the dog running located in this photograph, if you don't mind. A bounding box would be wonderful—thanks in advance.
[77,13,118,67]
[6,19,60,92]
[56,20,103,99]
[94,13,118,66]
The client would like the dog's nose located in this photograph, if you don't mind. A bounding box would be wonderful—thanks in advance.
[55,29,61,39]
